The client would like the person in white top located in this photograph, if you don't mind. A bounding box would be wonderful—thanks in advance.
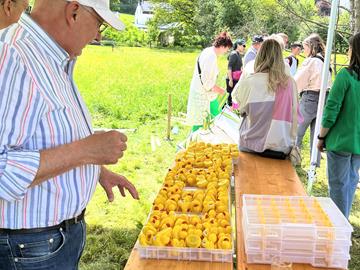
[186,32,233,131]
[295,33,332,166]
[285,42,302,76]
[0,0,28,29]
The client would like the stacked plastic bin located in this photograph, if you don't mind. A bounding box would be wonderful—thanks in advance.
[242,195,353,269]
[136,142,239,262]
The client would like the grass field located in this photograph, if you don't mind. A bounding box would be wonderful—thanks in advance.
[74,45,359,270]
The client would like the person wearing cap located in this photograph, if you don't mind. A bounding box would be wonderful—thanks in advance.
[285,42,302,76]
[0,0,137,269]
[226,38,246,106]
[0,0,29,29]
[243,35,263,67]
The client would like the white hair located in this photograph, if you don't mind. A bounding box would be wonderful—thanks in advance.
[265,34,285,50]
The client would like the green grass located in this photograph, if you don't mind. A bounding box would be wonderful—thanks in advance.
[75,46,358,269]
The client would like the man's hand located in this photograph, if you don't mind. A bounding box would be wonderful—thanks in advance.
[81,131,127,165]
[317,139,325,152]
[100,167,139,202]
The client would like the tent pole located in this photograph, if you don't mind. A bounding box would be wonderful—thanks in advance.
[307,0,340,194]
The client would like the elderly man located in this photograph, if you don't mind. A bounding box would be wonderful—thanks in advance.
[0,0,28,29]
[0,0,138,269]
[243,35,264,67]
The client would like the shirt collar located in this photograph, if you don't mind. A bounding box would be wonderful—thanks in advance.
[19,13,71,69]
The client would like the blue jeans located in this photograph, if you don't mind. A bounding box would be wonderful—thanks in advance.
[0,220,86,270]
[296,91,328,166]
[327,151,360,219]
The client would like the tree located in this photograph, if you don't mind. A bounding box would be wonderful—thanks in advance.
[350,0,360,33]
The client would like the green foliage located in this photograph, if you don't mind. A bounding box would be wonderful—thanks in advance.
[148,0,299,46]
[110,0,122,10]
[146,0,351,52]
[103,14,148,47]
[111,0,138,14]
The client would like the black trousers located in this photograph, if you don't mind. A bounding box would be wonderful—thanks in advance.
[226,78,238,106]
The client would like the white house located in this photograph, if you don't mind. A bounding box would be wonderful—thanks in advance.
[134,1,154,29]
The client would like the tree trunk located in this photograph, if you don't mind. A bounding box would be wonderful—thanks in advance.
[355,0,360,33]
[350,0,355,33]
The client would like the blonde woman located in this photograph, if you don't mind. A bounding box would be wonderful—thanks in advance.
[232,39,301,157]
[295,33,332,164]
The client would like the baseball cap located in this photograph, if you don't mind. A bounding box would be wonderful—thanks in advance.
[235,38,246,46]
[69,0,125,31]
[290,42,303,49]
[252,35,264,43]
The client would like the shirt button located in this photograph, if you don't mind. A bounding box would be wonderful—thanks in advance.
[49,238,54,244]
[19,244,24,249]
[14,258,18,262]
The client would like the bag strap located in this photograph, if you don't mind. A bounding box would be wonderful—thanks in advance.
[197,56,204,85]
[312,55,332,73]
[286,55,293,67]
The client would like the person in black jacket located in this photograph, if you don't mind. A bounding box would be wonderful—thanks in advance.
[226,38,246,106]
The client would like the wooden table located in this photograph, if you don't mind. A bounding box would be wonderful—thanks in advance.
[124,151,340,270]
[234,152,339,270]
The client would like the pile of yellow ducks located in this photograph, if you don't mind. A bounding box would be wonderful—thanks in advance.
[139,142,239,250]
[139,211,232,249]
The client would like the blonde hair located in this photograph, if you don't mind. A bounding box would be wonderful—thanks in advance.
[254,39,290,93]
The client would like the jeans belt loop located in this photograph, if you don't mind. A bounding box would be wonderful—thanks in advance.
[65,220,70,232]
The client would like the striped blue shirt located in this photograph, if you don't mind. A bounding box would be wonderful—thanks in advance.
[0,14,101,229]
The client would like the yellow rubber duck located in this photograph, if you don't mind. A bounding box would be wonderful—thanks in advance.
[185,234,201,248]
[179,201,191,213]
[153,228,172,246]
[191,199,202,212]
[139,233,149,246]
[218,235,232,249]
[165,199,178,212]
[208,232,217,243]
[202,238,216,249]
[153,203,164,211]
[189,215,201,225]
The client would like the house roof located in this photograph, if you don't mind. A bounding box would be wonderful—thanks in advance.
[140,1,154,12]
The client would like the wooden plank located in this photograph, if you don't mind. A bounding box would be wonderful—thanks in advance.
[124,249,233,270]
[234,152,339,270]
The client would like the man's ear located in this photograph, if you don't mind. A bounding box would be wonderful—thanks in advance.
[64,1,81,27]
[3,0,13,17]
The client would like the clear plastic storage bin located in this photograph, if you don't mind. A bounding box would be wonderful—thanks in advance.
[242,195,353,269]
